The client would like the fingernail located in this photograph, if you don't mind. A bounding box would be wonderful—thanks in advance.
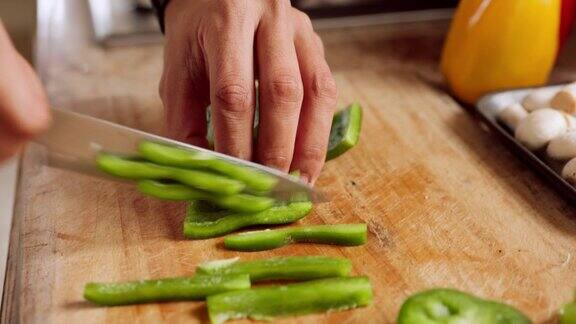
[300,174,310,184]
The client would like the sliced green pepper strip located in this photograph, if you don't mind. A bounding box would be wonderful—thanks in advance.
[196,256,352,282]
[560,303,576,324]
[224,223,367,252]
[327,102,363,161]
[137,180,274,213]
[97,154,244,195]
[183,201,313,239]
[397,288,531,324]
[84,274,250,306]
[138,141,277,192]
[207,276,372,324]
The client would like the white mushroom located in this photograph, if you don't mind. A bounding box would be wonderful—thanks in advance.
[521,88,558,112]
[514,108,572,151]
[497,103,527,131]
[562,157,576,184]
[551,82,576,114]
[563,112,576,131]
[547,130,576,160]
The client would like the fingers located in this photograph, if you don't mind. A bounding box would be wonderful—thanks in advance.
[160,0,210,147]
[160,41,210,147]
[0,22,51,162]
[204,1,259,160]
[256,1,304,172]
[159,1,337,183]
[290,11,337,184]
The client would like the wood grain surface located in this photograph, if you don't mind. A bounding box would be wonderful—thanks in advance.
[3,0,576,323]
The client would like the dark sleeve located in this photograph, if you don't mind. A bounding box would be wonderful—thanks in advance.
[151,0,171,33]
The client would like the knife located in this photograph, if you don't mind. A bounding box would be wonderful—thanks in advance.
[33,108,327,203]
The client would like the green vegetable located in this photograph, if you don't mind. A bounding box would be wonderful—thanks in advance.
[560,302,576,324]
[327,102,362,161]
[207,276,373,324]
[138,141,277,192]
[97,154,244,195]
[196,256,352,282]
[84,274,250,306]
[183,201,312,239]
[397,288,531,324]
[137,180,274,213]
[224,223,367,252]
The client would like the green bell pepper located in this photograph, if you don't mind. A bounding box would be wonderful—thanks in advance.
[196,255,352,282]
[84,274,250,306]
[206,276,373,324]
[560,302,576,324]
[327,102,363,161]
[183,201,312,239]
[224,223,367,251]
[138,141,277,192]
[397,288,531,324]
[137,180,274,213]
[97,154,244,195]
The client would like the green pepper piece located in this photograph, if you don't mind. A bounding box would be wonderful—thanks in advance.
[183,201,312,239]
[137,180,274,213]
[84,274,250,306]
[97,154,244,195]
[327,102,363,161]
[397,288,531,324]
[196,256,352,282]
[560,303,576,324]
[138,141,277,192]
[289,169,301,178]
[207,276,373,324]
[224,223,367,252]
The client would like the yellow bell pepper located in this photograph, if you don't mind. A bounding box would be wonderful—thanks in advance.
[441,0,561,104]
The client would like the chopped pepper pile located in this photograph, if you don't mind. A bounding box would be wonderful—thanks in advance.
[84,255,374,323]
[90,103,372,322]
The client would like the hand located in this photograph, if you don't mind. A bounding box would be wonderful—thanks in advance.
[0,21,51,162]
[160,0,337,184]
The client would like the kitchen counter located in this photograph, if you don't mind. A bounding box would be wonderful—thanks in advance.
[3,0,576,322]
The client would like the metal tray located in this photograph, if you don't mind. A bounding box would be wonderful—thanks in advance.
[476,85,576,203]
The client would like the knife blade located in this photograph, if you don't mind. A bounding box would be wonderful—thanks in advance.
[33,108,328,203]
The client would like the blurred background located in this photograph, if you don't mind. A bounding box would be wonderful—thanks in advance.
[85,0,458,46]
[0,0,35,59]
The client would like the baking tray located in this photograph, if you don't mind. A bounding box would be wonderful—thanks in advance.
[476,84,576,203]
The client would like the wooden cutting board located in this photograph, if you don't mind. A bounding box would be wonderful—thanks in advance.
[3,1,576,323]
